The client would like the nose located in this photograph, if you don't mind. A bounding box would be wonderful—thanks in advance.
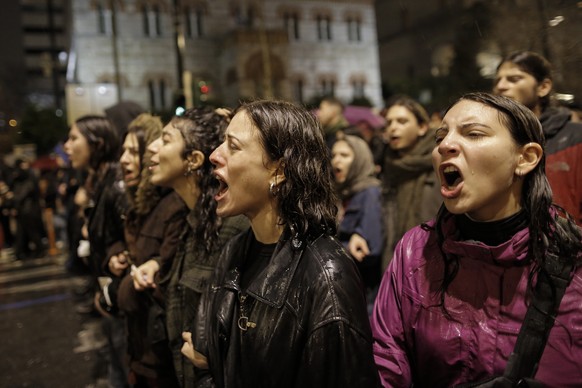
[494,77,509,93]
[209,144,222,166]
[437,133,459,156]
[147,137,162,154]
[120,149,129,165]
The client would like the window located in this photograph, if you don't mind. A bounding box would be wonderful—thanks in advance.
[185,7,204,38]
[143,5,162,37]
[346,17,361,42]
[96,3,112,35]
[352,79,365,99]
[233,4,256,28]
[148,79,167,111]
[284,12,300,40]
[316,15,332,41]
[320,77,336,96]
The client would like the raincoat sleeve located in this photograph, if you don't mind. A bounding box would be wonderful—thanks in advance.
[371,239,413,387]
[353,187,385,258]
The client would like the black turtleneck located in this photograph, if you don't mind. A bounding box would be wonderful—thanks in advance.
[455,210,528,246]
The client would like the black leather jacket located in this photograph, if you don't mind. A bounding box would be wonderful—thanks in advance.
[196,228,380,388]
[86,165,127,277]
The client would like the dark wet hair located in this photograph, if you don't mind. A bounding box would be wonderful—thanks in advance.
[171,107,230,253]
[434,92,581,311]
[238,100,338,241]
[75,115,120,171]
[385,95,430,126]
[498,51,553,110]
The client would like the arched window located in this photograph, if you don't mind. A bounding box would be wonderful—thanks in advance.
[284,11,300,41]
[350,75,367,99]
[319,75,337,96]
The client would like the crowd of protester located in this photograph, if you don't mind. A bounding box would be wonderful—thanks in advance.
[0,50,581,387]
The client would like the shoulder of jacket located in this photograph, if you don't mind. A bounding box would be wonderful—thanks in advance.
[395,224,437,265]
[301,235,356,276]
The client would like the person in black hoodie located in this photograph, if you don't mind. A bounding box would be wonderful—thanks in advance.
[494,50,582,225]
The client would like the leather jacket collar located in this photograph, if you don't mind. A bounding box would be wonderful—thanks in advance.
[221,228,305,309]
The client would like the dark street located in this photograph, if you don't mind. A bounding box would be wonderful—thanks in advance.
[0,252,107,388]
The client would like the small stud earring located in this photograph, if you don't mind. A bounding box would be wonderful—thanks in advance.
[184,163,195,176]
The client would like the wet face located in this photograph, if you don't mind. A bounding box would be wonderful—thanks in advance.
[148,123,187,189]
[331,140,354,184]
[493,62,542,111]
[64,124,91,169]
[432,99,523,221]
[120,132,141,187]
[209,110,276,220]
[384,105,427,155]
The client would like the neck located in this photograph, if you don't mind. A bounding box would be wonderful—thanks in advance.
[532,104,543,118]
[249,203,284,244]
[174,177,200,210]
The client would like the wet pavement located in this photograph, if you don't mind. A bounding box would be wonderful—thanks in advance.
[0,250,108,387]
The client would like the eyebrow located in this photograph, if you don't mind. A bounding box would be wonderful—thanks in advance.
[225,132,242,143]
[459,122,492,130]
[436,121,493,132]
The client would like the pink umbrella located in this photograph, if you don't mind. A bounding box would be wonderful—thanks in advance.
[343,105,386,129]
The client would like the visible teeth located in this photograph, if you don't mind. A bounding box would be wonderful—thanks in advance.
[443,166,458,173]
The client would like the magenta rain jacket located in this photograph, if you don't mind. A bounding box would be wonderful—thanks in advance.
[371,215,582,387]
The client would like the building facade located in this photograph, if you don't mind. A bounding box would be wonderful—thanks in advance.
[68,0,383,117]
[374,0,582,111]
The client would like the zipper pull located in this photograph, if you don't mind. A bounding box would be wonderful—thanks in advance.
[237,316,257,331]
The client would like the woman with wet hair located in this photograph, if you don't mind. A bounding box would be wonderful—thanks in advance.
[371,92,582,387]
[143,107,248,387]
[187,100,379,387]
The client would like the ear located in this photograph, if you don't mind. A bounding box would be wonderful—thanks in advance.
[516,142,543,176]
[537,78,552,99]
[270,160,287,187]
[417,123,429,137]
[186,150,205,170]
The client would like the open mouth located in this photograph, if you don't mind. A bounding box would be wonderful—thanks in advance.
[443,165,462,188]
[216,175,229,198]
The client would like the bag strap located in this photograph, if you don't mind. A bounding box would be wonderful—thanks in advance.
[503,249,574,381]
